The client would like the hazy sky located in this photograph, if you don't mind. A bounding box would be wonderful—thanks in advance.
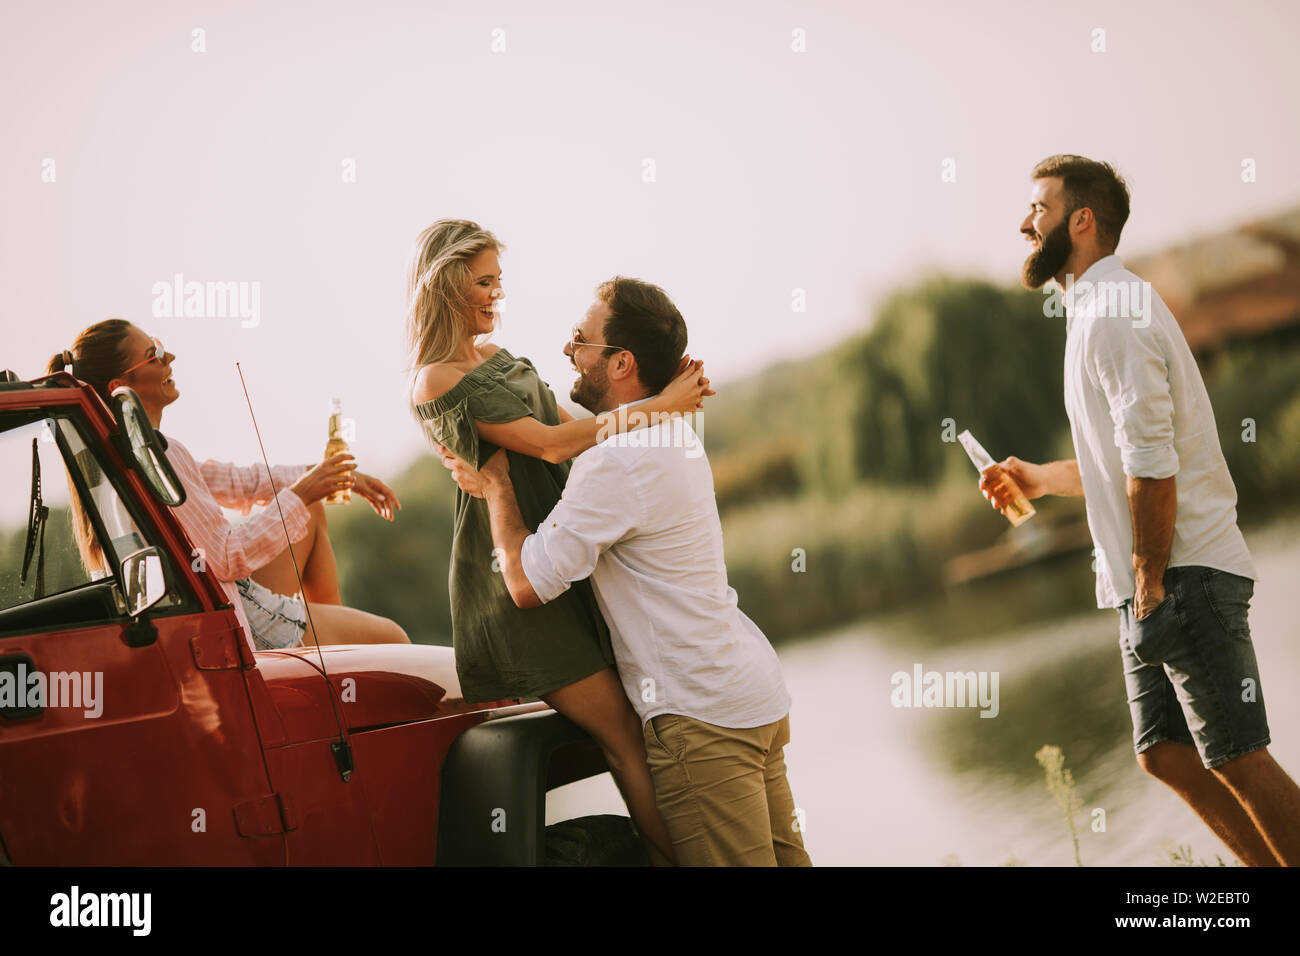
[3,0,1298,487]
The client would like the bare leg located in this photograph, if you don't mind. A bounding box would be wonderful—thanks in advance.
[298,500,343,605]
[542,668,677,866]
[300,602,410,646]
[250,500,343,605]
[1212,748,1300,866]
[1139,742,1280,866]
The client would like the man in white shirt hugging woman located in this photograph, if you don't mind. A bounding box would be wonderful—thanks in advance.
[437,276,811,867]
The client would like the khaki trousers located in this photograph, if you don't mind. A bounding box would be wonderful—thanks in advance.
[643,712,812,867]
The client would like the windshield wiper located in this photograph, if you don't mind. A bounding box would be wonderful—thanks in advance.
[21,436,49,600]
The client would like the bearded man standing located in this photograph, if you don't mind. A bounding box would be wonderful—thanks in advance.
[982,154,1300,866]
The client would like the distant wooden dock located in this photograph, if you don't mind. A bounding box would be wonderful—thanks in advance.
[944,519,1094,585]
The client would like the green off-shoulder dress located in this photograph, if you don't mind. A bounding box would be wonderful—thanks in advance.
[415,348,615,703]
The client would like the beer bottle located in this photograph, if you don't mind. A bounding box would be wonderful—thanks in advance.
[958,429,1034,526]
[325,398,351,505]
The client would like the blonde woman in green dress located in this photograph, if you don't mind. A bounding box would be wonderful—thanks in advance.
[407,220,710,866]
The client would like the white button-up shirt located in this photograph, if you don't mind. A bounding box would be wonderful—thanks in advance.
[520,403,791,729]
[1062,254,1256,608]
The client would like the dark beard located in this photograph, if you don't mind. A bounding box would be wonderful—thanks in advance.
[1020,216,1073,289]
[570,357,611,414]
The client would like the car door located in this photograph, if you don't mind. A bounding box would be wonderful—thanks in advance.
[0,409,284,864]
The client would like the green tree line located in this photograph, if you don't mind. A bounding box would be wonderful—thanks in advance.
[7,275,1294,647]
[330,274,1300,645]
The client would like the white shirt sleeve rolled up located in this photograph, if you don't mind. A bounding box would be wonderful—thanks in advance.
[520,449,639,604]
[1086,318,1179,479]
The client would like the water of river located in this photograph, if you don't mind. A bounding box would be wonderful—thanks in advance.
[548,515,1300,866]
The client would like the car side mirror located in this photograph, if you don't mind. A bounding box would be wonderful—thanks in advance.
[120,546,168,617]
[109,386,186,507]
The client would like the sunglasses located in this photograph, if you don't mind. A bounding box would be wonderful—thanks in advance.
[120,338,168,377]
[568,327,628,353]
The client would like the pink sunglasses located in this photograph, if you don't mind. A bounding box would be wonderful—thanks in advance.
[120,337,167,377]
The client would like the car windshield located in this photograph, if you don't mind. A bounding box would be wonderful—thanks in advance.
[0,411,166,612]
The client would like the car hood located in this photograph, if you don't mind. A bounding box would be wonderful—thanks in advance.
[252,643,502,741]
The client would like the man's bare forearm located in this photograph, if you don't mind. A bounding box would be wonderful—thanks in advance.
[481,476,542,608]
[1044,459,1083,496]
[1127,474,1177,605]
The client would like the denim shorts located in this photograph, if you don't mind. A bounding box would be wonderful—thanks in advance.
[1117,565,1270,770]
[236,577,307,651]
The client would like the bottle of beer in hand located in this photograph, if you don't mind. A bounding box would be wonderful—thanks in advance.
[958,429,1035,526]
[325,397,351,505]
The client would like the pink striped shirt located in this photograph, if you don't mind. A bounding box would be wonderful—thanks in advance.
[163,436,311,648]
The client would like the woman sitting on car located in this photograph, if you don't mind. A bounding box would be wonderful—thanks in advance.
[49,319,410,651]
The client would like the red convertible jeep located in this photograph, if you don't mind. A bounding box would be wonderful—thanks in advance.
[0,370,640,866]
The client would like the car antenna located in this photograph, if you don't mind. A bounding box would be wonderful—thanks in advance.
[235,363,354,783]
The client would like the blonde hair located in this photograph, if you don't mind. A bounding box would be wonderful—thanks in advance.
[404,219,504,412]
